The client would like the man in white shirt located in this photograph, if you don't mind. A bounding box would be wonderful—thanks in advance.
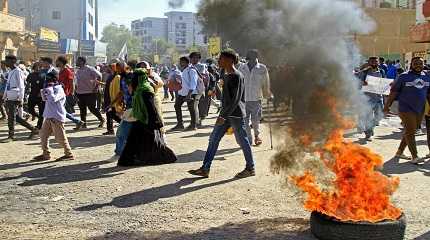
[238,49,271,146]
[3,55,38,142]
[171,56,201,131]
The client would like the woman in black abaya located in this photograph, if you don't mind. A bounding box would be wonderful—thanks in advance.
[118,69,177,167]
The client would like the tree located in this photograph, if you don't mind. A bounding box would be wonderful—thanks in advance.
[100,23,141,61]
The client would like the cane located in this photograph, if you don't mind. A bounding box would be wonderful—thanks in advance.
[267,99,274,150]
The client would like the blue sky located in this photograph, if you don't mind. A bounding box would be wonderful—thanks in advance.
[99,0,199,31]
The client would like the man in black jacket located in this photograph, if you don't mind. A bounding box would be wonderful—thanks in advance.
[26,62,45,129]
[189,49,255,178]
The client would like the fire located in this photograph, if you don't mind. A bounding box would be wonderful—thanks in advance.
[291,118,402,223]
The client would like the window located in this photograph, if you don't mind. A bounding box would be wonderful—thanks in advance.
[179,16,183,20]
[88,13,94,26]
[52,11,61,20]
[143,30,147,35]
[89,32,94,40]
[88,0,94,8]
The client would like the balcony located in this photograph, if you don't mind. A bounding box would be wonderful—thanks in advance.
[0,12,24,33]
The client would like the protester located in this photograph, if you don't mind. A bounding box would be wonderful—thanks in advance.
[384,57,430,164]
[2,55,38,142]
[160,65,174,101]
[387,60,398,80]
[379,57,388,75]
[34,72,74,161]
[75,56,105,129]
[171,56,200,131]
[117,68,177,167]
[238,49,271,146]
[188,49,255,178]
[56,56,85,130]
[26,62,45,129]
[103,62,125,135]
[189,52,209,123]
[0,61,7,120]
[359,56,386,140]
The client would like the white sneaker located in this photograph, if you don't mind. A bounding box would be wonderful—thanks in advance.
[107,155,120,163]
[395,152,411,160]
[410,157,425,165]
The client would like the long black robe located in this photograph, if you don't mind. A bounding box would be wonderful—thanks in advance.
[118,91,177,166]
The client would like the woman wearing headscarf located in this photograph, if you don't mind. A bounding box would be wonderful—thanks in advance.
[117,68,177,166]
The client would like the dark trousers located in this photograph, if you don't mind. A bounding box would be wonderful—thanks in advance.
[0,96,6,118]
[174,94,201,127]
[106,108,122,132]
[425,116,430,153]
[65,95,76,114]
[6,100,35,138]
[199,93,211,119]
[163,86,175,100]
[28,98,45,129]
[76,93,104,123]
[398,112,423,158]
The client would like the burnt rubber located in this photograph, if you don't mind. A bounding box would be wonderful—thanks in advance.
[310,211,406,240]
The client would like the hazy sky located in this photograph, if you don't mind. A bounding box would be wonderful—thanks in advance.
[99,0,199,31]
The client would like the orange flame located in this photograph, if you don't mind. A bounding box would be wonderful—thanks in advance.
[291,96,402,222]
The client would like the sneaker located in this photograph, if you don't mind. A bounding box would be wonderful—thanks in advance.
[410,157,425,165]
[56,155,75,161]
[235,169,256,178]
[188,168,210,178]
[33,155,51,161]
[254,137,263,146]
[395,152,411,160]
[170,124,185,131]
[28,129,39,139]
[185,125,197,131]
[98,119,106,128]
[74,122,87,131]
[103,131,115,136]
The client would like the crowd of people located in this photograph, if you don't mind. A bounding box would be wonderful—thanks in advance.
[0,48,273,178]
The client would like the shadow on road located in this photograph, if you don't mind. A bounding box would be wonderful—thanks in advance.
[0,160,124,186]
[24,135,115,149]
[414,231,430,240]
[87,217,314,240]
[177,148,241,163]
[75,177,238,211]
[383,157,430,176]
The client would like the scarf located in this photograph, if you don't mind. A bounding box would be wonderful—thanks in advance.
[132,68,154,125]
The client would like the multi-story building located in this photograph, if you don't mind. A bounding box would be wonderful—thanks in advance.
[9,0,99,40]
[131,11,207,52]
[131,17,168,51]
[0,0,27,59]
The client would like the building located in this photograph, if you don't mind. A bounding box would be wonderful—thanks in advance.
[131,11,207,52]
[9,0,99,40]
[131,17,168,51]
[357,0,416,8]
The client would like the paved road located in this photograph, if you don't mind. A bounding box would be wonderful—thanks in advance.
[0,102,429,240]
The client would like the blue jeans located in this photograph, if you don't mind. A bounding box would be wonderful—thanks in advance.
[66,113,81,125]
[202,117,255,171]
[115,120,133,156]
[359,93,383,136]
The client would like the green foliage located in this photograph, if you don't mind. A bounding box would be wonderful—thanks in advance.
[100,23,141,60]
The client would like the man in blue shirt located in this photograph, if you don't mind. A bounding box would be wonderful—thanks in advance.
[384,57,430,164]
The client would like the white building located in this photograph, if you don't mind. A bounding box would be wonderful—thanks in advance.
[357,0,415,8]
[9,0,99,40]
[131,11,207,52]
[131,17,168,51]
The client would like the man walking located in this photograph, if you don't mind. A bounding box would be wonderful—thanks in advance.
[384,57,430,164]
[238,49,271,146]
[189,49,255,178]
[171,56,201,131]
[56,56,85,130]
[2,55,38,142]
[75,57,105,129]
[359,56,386,140]
[26,62,45,129]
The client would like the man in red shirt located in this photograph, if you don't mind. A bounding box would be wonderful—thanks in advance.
[56,56,85,130]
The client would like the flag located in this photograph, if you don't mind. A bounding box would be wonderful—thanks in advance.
[118,43,128,62]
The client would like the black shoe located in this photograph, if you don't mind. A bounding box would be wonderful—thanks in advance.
[171,124,185,131]
[98,119,106,128]
[103,131,115,136]
[185,125,197,131]
[28,129,39,139]
[235,169,256,179]
[74,122,86,131]
[188,168,209,178]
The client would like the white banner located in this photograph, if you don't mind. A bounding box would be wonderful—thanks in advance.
[362,75,393,96]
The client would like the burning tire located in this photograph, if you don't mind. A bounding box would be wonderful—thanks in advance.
[310,211,406,240]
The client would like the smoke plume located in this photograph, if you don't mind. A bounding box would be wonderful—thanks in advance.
[197,0,375,187]
[168,0,186,8]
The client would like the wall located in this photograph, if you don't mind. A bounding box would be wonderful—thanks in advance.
[355,7,428,58]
